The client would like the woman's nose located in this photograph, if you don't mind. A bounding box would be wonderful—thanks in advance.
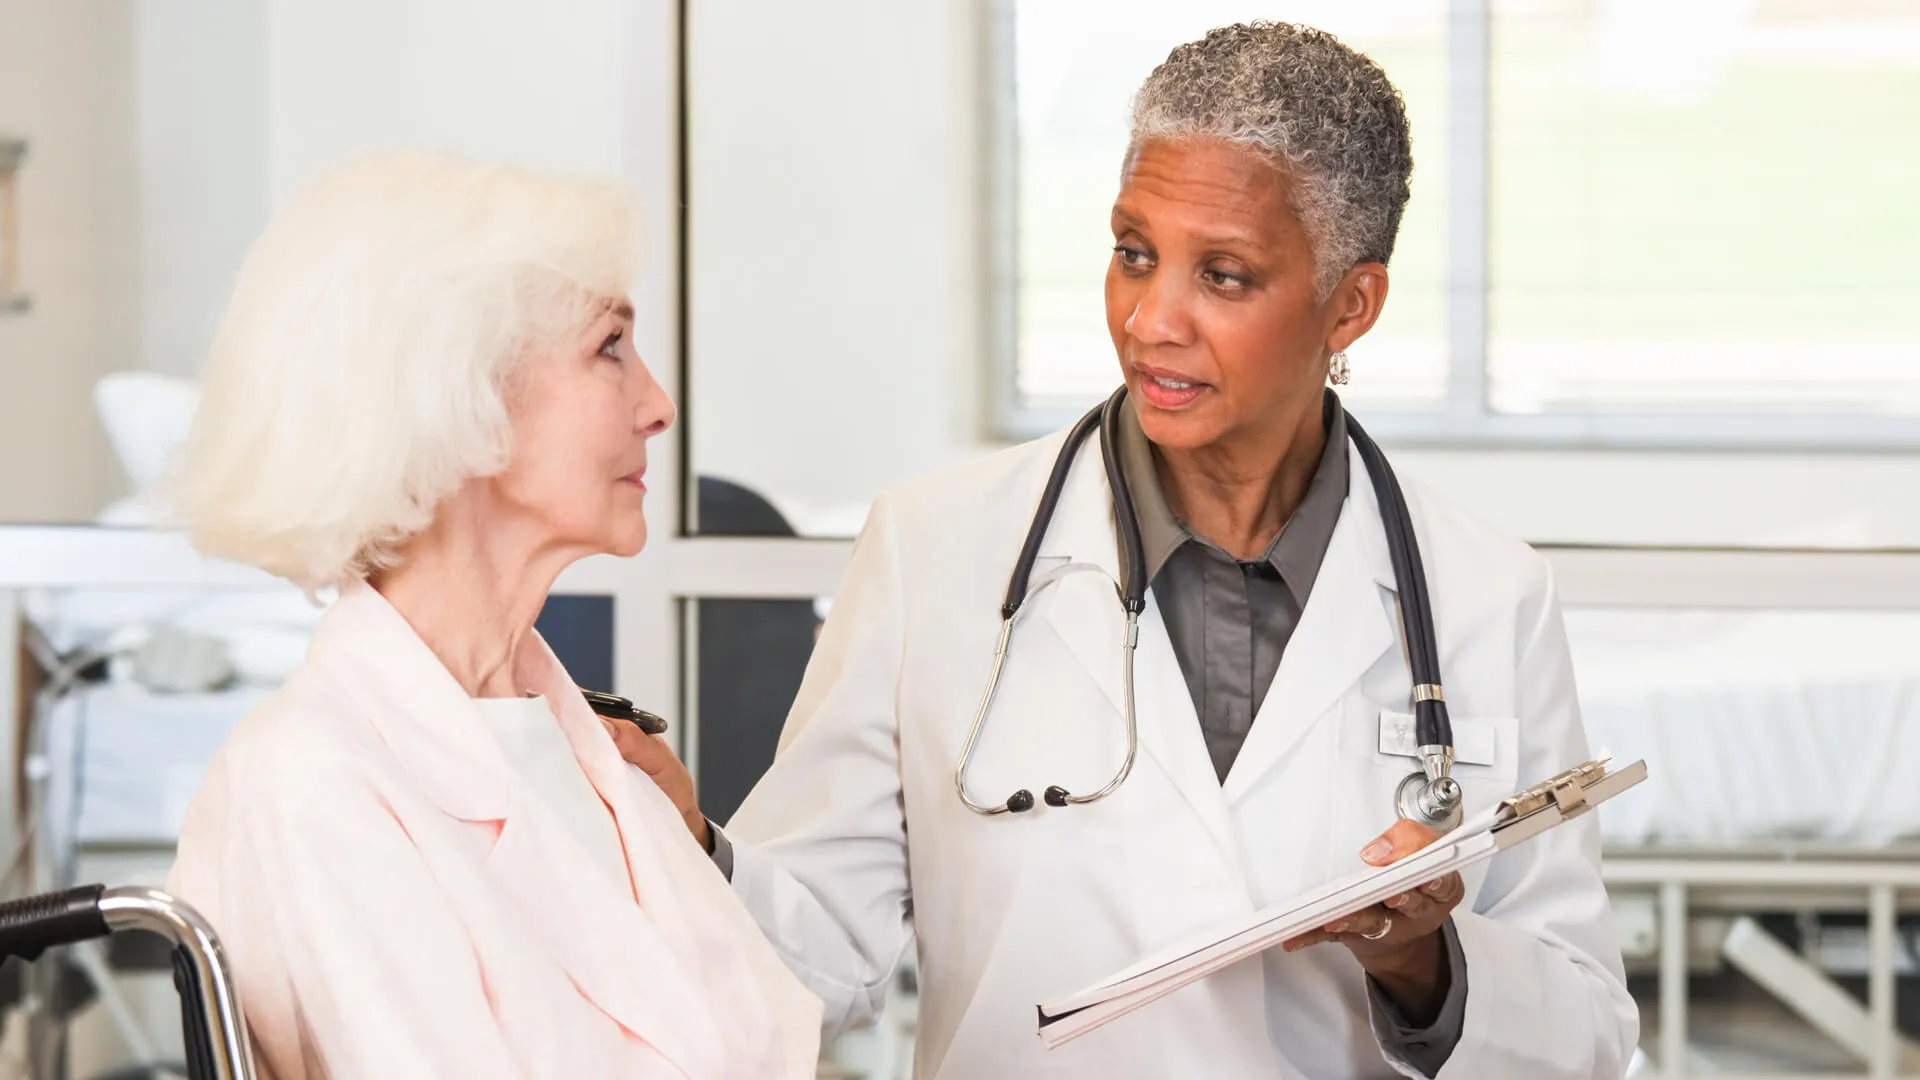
[1123,274,1193,347]
[633,359,676,437]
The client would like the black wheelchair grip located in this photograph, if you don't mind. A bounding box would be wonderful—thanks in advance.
[0,884,110,962]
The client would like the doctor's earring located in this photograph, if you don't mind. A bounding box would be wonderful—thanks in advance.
[1328,351,1351,386]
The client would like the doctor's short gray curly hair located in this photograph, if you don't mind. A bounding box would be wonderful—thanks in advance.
[1130,22,1414,298]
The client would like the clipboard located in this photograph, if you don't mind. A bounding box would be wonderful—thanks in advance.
[1034,757,1648,1049]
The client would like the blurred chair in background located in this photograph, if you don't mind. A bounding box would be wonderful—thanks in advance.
[693,477,820,825]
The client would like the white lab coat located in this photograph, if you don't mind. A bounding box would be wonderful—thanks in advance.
[726,426,1639,1079]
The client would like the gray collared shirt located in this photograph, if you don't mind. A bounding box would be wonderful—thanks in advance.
[1116,391,1466,1076]
[1113,396,1349,783]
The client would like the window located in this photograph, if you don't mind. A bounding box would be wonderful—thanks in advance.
[1002,0,1920,446]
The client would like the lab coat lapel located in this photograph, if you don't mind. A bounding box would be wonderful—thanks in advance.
[312,585,730,1075]
[1221,441,1400,804]
[1033,432,1243,864]
[1034,430,1130,721]
[1134,593,1246,869]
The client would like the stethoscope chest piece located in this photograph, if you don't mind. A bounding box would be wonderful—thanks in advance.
[1395,744,1464,832]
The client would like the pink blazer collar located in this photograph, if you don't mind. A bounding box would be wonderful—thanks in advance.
[306,583,811,1076]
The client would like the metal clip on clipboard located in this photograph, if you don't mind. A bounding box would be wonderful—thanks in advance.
[1490,756,1647,849]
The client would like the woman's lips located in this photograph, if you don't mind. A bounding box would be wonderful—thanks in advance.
[1135,368,1208,409]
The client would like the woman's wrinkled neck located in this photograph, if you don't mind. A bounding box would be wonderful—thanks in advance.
[370,488,581,699]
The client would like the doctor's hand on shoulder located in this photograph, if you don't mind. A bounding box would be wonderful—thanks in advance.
[600,718,709,850]
[1283,820,1466,1024]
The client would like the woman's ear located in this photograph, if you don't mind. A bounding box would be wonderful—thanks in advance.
[1325,263,1390,355]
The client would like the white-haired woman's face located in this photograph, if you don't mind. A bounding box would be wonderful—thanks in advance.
[491,300,674,559]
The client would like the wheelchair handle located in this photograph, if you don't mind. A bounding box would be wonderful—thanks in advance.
[0,883,110,961]
[0,885,256,1080]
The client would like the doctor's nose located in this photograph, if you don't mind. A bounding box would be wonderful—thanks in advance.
[1122,277,1195,349]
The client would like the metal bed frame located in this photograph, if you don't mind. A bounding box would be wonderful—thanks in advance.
[1608,845,1920,1080]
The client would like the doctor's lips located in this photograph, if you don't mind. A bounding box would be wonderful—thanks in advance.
[1132,362,1210,409]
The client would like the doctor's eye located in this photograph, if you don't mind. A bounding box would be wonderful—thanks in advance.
[1201,266,1250,292]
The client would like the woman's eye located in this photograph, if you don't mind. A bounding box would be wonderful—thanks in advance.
[598,328,624,359]
[1203,268,1248,290]
[1113,244,1152,270]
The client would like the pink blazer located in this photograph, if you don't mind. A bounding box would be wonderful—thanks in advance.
[167,584,821,1078]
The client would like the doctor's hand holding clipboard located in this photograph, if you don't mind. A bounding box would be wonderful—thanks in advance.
[1279,820,1471,1028]
[613,22,1636,1080]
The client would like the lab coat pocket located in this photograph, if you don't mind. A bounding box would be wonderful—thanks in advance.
[1328,701,1521,875]
[1337,705,1520,788]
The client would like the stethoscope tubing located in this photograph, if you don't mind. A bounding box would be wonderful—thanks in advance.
[957,386,1453,816]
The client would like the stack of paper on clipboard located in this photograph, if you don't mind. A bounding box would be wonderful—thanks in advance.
[1035,757,1648,1049]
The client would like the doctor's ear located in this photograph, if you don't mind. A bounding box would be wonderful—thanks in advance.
[1324,263,1388,357]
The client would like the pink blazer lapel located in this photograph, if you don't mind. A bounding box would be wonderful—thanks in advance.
[511,635,799,1075]
[310,584,513,823]
[310,585,755,1075]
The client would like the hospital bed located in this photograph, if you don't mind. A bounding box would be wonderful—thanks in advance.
[1561,597,1920,1080]
[0,527,301,1078]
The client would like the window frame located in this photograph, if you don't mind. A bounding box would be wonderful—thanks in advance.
[986,0,1920,452]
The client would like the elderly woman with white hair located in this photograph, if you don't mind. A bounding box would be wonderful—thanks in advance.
[164,153,820,1078]
[614,21,1637,1080]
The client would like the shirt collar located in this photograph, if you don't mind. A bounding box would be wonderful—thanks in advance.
[1115,390,1351,606]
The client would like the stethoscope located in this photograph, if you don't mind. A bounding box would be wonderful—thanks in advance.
[954,386,1464,832]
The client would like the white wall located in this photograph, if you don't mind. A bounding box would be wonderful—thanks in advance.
[133,0,267,378]
[0,0,136,523]
[1400,447,1920,549]
[686,0,1920,549]
[0,0,653,521]
[263,0,628,203]
[686,0,1001,532]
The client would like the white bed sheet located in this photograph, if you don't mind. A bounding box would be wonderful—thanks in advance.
[1567,609,1920,847]
[40,683,265,859]
[24,583,322,687]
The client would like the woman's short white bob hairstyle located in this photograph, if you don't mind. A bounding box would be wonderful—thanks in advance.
[174,150,641,593]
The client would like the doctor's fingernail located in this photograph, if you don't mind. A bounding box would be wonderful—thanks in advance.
[1360,838,1393,863]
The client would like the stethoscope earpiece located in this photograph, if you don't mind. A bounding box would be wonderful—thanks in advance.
[1043,785,1071,808]
[1006,789,1036,814]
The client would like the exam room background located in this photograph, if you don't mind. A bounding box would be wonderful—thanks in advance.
[2,0,1919,1074]
[4,0,1919,542]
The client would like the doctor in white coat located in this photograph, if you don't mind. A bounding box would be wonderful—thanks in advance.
[618,21,1637,1080]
